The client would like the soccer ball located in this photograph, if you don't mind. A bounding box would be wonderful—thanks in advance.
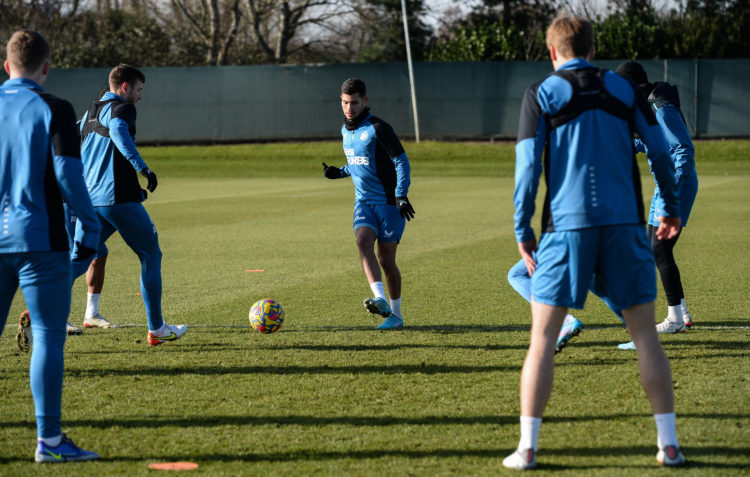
[249,299,284,333]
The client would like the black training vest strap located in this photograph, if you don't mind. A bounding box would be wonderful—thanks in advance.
[547,67,633,129]
[539,67,642,233]
[80,99,119,142]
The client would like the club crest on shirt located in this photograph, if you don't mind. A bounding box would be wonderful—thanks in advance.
[360,131,369,141]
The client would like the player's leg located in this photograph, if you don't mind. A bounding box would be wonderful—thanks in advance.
[100,203,163,328]
[0,257,20,340]
[504,300,566,470]
[600,224,684,465]
[356,226,391,318]
[69,214,115,334]
[99,203,186,344]
[355,225,382,286]
[622,301,684,465]
[505,230,595,470]
[82,252,118,329]
[372,204,406,329]
[377,241,400,299]
[1,262,32,352]
[649,224,687,333]
[18,252,99,462]
[376,241,403,329]
[589,273,636,349]
[522,300,567,416]
[508,257,583,353]
[353,204,391,318]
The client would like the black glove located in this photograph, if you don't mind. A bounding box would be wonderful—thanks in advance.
[141,168,158,192]
[396,196,415,221]
[72,241,96,262]
[322,162,342,179]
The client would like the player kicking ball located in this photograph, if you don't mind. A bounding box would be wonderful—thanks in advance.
[322,78,415,330]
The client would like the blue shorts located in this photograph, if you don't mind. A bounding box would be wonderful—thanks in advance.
[353,202,405,243]
[531,225,656,310]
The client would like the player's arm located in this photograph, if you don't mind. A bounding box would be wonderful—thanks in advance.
[514,85,545,274]
[49,99,100,258]
[109,103,157,192]
[633,94,681,239]
[375,121,411,196]
[656,105,694,183]
[109,103,148,172]
[514,85,545,246]
[374,121,414,219]
[633,96,680,218]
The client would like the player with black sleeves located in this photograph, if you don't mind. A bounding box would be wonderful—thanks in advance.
[72,64,187,345]
[322,78,414,330]
[1,29,101,462]
[504,16,685,469]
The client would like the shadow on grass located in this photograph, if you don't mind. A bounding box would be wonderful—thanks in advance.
[4,411,747,430]
[2,445,745,469]
[694,319,750,328]
[62,362,522,378]
[293,324,535,333]
[252,342,530,352]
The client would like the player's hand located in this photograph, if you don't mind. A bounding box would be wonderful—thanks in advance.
[72,241,96,262]
[396,196,415,221]
[518,239,538,276]
[656,216,682,240]
[322,162,342,179]
[140,168,158,192]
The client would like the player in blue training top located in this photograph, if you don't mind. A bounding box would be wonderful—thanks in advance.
[72,64,187,345]
[1,29,101,462]
[503,16,685,470]
[616,60,699,335]
[322,78,415,330]
[505,60,701,354]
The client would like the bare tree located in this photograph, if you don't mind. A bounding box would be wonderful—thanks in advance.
[245,0,356,63]
[169,0,243,65]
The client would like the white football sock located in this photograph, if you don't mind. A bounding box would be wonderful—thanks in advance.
[667,305,683,323]
[680,298,690,316]
[390,297,402,318]
[85,293,100,318]
[39,434,62,447]
[518,416,542,451]
[654,412,679,449]
[370,281,386,299]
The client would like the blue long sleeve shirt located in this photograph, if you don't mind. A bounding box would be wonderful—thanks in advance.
[79,92,147,206]
[339,111,410,205]
[513,58,680,243]
[0,78,100,253]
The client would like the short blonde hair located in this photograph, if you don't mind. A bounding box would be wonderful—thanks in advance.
[546,15,594,59]
[6,30,49,74]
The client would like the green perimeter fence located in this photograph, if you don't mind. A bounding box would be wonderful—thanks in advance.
[3,60,749,142]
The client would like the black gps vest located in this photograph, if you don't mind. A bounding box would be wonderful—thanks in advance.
[81,99,144,204]
[540,67,645,232]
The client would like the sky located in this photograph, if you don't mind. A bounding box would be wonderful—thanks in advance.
[422,0,685,26]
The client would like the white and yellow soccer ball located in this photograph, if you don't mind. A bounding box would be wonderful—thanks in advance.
[249,299,284,333]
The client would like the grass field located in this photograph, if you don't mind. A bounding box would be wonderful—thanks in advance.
[1,140,748,476]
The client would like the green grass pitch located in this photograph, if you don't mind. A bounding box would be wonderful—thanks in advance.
[1,140,748,476]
